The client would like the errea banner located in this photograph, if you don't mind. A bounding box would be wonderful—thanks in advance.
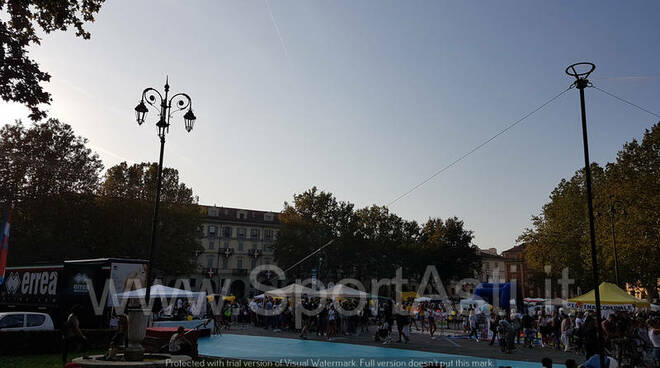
[0,265,62,307]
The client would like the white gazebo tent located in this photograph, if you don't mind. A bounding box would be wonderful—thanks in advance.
[117,284,202,299]
[264,283,318,298]
[320,284,370,299]
[116,285,207,317]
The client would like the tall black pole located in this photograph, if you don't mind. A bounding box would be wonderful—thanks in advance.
[144,80,170,305]
[609,201,620,287]
[570,63,605,367]
[144,135,166,305]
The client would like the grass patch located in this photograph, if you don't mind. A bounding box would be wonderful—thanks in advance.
[0,350,104,368]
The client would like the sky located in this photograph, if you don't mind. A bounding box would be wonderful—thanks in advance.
[1,0,659,252]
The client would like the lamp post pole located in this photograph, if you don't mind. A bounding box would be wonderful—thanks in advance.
[135,77,197,305]
[566,62,604,368]
[608,198,622,287]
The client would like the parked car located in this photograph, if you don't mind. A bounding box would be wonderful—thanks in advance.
[0,312,55,331]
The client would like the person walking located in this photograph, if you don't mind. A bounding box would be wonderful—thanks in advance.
[327,305,337,341]
[428,305,437,339]
[561,313,572,352]
[468,310,479,342]
[62,305,88,365]
[489,313,499,346]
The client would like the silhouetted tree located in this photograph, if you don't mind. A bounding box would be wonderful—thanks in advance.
[520,122,660,300]
[0,0,105,120]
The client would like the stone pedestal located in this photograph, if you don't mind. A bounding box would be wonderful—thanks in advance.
[125,308,147,361]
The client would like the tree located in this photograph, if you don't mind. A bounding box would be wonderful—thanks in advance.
[99,162,195,204]
[0,119,103,203]
[0,120,202,276]
[353,205,419,281]
[602,122,660,300]
[273,187,482,291]
[518,164,608,293]
[416,217,481,282]
[273,187,356,281]
[520,122,660,300]
[0,0,105,120]
[0,119,103,265]
[96,162,202,276]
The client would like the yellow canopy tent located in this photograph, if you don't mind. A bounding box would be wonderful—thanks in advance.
[399,291,419,301]
[568,282,650,308]
[205,295,236,303]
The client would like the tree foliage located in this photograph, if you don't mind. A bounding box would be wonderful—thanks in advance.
[0,119,103,202]
[1,120,201,276]
[0,0,105,120]
[273,187,481,290]
[520,122,660,300]
[97,162,202,276]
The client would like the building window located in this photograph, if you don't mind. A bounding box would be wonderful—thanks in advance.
[207,256,214,268]
[264,213,274,221]
[223,227,232,238]
[208,207,218,216]
[265,243,273,252]
[252,242,258,249]
[237,257,243,269]
[238,242,244,251]
[224,241,229,248]
[238,228,246,239]
[208,240,215,250]
[208,225,217,237]
[264,229,273,241]
[510,264,517,272]
[222,258,228,269]
[250,228,259,239]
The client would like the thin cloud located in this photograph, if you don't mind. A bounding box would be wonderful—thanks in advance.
[88,143,136,165]
[264,0,289,58]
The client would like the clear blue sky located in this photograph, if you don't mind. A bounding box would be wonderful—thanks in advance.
[1,0,659,252]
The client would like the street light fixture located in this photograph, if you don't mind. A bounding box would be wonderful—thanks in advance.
[135,77,196,305]
[134,101,148,125]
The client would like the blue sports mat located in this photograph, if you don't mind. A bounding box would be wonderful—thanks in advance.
[198,334,563,368]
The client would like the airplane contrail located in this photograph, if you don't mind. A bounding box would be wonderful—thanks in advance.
[264,0,289,58]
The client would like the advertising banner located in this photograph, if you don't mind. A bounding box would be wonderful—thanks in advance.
[0,265,62,307]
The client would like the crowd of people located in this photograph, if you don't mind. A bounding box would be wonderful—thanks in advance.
[466,307,660,367]
[205,295,659,367]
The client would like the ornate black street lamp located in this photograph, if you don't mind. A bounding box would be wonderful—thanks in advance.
[135,77,196,304]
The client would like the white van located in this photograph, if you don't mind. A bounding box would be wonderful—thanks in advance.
[0,312,55,331]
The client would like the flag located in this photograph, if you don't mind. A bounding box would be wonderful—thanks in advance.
[0,204,13,286]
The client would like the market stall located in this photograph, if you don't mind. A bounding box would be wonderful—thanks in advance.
[567,282,650,316]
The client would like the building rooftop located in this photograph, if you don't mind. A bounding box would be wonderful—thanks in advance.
[501,243,527,257]
[201,205,280,225]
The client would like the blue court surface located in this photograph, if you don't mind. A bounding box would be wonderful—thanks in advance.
[199,334,559,368]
